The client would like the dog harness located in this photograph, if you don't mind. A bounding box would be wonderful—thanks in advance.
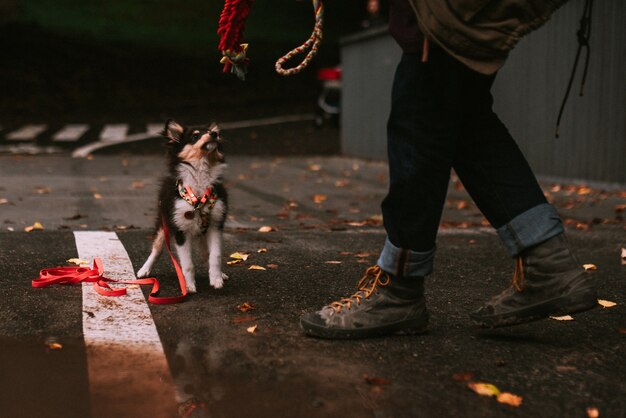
[176,180,218,211]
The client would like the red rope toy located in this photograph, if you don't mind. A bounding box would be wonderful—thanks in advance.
[218,0,324,80]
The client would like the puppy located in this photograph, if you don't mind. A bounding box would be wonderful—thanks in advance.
[137,119,228,292]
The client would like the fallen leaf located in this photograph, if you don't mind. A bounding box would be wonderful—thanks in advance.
[615,204,626,213]
[258,226,274,233]
[0,198,9,205]
[229,252,250,261]
[577,187,592,195]
[597,299,617,308]
[582,264,597,271]
[324,260,342,264]
[586,406,600,418]
[35,186,52,194]
[363,374,391,385]
[335,179,350,188]
[550,315,574,321]
[467,382,501,397]
[266,264,279,269]
[248,265,267,271]
[67,258,90,266]
[93,193,102,200]
[555,365,577,372]
[347,221,367,227]
[44,338,62,351]
[24,221,44,232]
[131,181,145,189]
[236,302,255,312]
[312,194,327,204]
[497,392,523,407]
[257,248,268,253]
[308,164,321,172]
[247,325,258,333]
[227,259,243,265]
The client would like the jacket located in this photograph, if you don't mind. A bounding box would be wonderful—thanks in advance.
[407,0,570,74]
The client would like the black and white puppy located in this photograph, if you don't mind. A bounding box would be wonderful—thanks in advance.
[137,119,228,292]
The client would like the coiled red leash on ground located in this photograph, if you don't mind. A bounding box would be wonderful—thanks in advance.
[217,0,323,79]
[32,218,188,304]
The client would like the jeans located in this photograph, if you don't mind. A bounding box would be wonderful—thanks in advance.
[377,49,563,278]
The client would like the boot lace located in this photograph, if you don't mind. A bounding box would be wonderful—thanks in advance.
[513,256,525,292]
[329,265,391,313]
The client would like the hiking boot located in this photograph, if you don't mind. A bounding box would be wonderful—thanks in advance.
[471,234,597,328]
[300,265,428,339]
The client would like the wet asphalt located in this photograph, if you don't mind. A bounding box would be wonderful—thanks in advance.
[0,147,625,418]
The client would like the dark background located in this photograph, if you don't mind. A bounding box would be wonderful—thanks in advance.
[0,0,370,124]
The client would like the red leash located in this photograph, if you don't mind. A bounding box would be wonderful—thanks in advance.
[32,218,187,304]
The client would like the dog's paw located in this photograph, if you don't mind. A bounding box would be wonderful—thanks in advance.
[210,272,225,289]
[186,282,197,294]
[136,266,151,278]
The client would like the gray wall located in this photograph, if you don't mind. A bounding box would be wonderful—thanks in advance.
[340,0,626,185]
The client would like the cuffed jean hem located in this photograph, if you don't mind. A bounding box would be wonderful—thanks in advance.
[377,237,435,278]
[497,203,564,256]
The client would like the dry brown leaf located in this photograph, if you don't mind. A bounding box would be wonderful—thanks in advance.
[324,261,342,264]
[257,248,268,253]
[131,180,145,189]
[308,164,322,172]
[24,221,44,232]
[266,264,279,269]
[577,187,592,195]
[586,407,600,418]
[467,382,501,397]
[258,226,274,233]
[44,338,62,351]
[247,325,258,333]
[229,252,249,261]
[497,392,523,407]
[312,194,327,204]
[248,265,267,271]
[597,299,617,308]
[582,264,597,271]
[236,302,255,313]
[550,315,574,321]
[93,193,103,200]
[227,259,243,265]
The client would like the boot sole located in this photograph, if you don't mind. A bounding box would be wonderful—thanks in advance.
[300,317,429,340]
[470,287,598,328]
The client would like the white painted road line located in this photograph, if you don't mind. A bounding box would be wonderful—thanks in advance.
[99,124,128,142]
[52,124,90,142]
[6,124,48,141]
[147,123,163,135]
[220,113,315,130]
[74,231,177,418]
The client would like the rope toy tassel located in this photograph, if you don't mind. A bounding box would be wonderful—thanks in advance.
[218,0,255,80]
[275,0,324,76]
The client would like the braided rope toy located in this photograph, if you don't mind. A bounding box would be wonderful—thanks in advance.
[217,0,323,80]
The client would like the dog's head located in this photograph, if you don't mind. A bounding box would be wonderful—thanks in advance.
[162,119,224,164]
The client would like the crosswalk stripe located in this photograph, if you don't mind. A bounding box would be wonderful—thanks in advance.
[99,124,128,142]
[6,124,48,141]
[73,231,177,417]
[52,124,90,142]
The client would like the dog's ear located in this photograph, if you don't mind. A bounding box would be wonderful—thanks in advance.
[162,119,184,144]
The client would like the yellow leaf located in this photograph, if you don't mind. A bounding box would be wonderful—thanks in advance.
[24,221,44,232]
[229,252,249,261]
[247,325,258,333]
[45,338,62,351]
[582,264,597,271]
[497,392,523,407]
[550,315,574,321]
[93,193,102,200]
[248,265,267,271]
[67,258,90,266]
[258,226,274,233]
[227,259,243,265]
[597,299,617,308]
[467,382,501,397]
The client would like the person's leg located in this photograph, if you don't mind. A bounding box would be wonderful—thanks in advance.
[301,49,465,339]
[451,71,597,327]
